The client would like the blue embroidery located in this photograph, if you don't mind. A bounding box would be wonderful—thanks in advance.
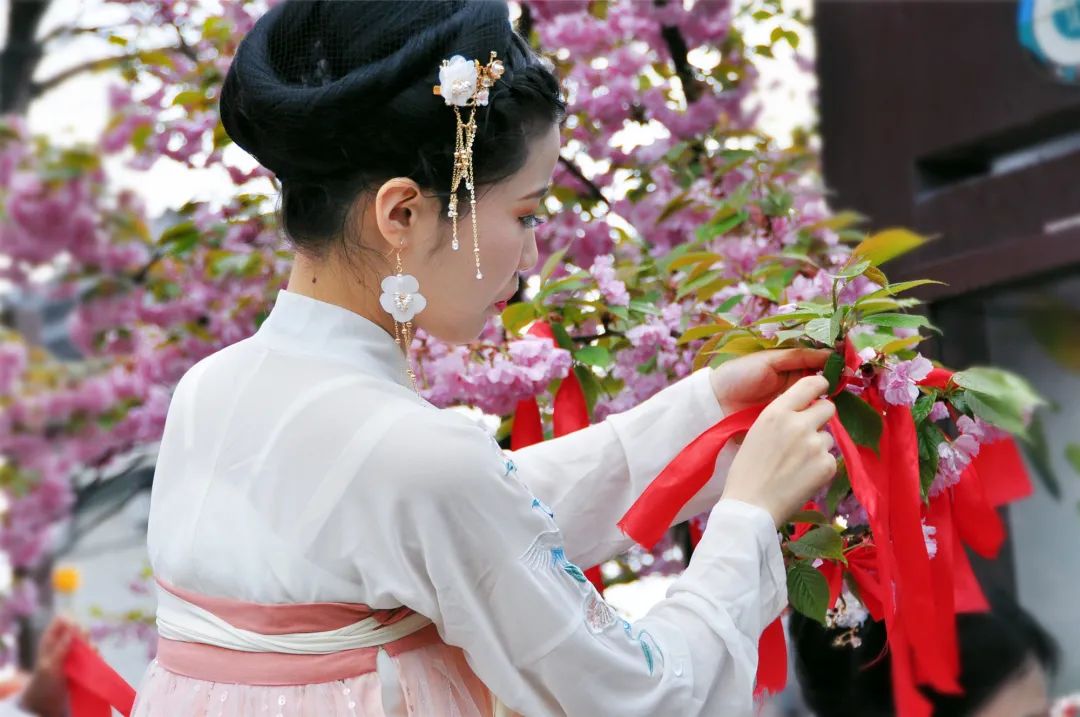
[563,563,588,583]
[503,458,518,477]
[618,620,663,674]
[641,640,655,675]
[531,497,555,519]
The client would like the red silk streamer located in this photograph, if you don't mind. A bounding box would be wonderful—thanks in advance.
[617,405,765,550]
[883,406,960,693]
[929,493,990,613]
[510,397,543,450]
[951,463,1005,560]
[63,635,135,717]
[553,371,588,440]
[829,414,934,717]
[973,438,1033,507]
[754,617,787,698]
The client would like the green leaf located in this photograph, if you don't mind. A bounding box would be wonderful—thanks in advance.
[835,390,883,452]
[1019,414,1061,499]
[825,466,851,515]
[830,307,846,346]
[952,367,1045,408]
[159,221,199,252]
[629,299,662,316]
[1015,412,1058,496]
[609,305,630,321]
[859,280,946,303]
[1066,444,1080,477]
[788,526,845,561]
[787,561,831,625]
[917,421,944,498]
[550,323,575,352]
[806,318,837,345]
[836,259,871,279]
[852,228,931,266]
[574,345,612,368]
[696,211,748,242]
[753,311,823,326]
[964,391,1029,438]
[539,247,568,284]
[789,510,829,525]
[912,393,937,424]
[500,302,537,335]
[677,322,733,346]
[861,312,934,330]
[677,270,725,300]
[823,351,844,394]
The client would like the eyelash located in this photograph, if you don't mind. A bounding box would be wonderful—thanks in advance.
[519,214,547,230]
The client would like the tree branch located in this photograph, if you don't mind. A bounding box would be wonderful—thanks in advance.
[653,0,704,104]
[31,47,186,98]
[660,24,704,103]
[558,156,608,206]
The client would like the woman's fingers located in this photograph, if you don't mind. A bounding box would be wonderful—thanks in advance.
[773,375,830,412]
[760,348,833,372]
[801,398,837,429]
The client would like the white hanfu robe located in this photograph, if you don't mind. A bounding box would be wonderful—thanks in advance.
[132,289,786,717]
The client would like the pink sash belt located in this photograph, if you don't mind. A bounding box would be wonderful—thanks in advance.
[154,578,441,686]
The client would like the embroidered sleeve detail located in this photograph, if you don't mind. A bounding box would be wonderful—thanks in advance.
[618,619,665,675]
[531,496,554,519]
[583,591,618,634]
[520,531,590,586]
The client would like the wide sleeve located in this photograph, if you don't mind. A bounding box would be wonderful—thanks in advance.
[352,408,786,717]
[509,367,735,568]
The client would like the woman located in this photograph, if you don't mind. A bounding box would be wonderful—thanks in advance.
[789,590,1059,717]
[132,2,837,715]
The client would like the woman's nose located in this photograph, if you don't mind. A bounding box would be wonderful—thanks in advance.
[519,233,539,273]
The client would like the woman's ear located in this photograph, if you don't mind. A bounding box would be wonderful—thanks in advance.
[373,178,425,250]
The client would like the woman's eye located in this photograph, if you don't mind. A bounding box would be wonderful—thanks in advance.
[519,214,547,230]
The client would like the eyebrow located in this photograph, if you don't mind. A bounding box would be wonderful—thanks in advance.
[519,185,551,201]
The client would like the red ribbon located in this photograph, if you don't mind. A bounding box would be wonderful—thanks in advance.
[63,635,135,717]
[972,438,1032,507]
[511,397,543,449]
[617,405,764,550]
[754,617,787,698]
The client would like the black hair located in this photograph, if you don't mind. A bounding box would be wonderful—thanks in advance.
[219,0,566,258]
[790,589,1059,716]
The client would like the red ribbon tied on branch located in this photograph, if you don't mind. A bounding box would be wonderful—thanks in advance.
[616,351,1032,715]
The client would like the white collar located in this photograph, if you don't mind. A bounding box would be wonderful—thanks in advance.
[254,289,412,390]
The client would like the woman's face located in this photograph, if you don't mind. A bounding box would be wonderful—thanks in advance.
[975,659,1050,717]
[374,123,561,344]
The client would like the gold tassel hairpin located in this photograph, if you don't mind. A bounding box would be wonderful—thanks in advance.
[433,51,505,280]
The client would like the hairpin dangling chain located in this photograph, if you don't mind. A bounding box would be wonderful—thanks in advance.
[434,51,505,281]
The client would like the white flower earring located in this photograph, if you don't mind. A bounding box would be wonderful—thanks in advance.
[379,244,424,392]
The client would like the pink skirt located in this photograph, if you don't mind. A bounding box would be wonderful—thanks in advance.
[132,641,495,717]
[132,579,498,716]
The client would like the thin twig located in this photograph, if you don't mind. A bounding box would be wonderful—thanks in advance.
[558,156,608,205]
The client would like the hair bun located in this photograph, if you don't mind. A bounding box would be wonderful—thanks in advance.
[220,0,513,181]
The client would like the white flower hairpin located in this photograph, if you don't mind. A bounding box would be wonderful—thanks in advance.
[433,51,505,279]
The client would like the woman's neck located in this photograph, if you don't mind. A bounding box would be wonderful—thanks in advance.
[285,252,398,343]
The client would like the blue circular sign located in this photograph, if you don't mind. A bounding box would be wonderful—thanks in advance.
[1019,0,1080,83]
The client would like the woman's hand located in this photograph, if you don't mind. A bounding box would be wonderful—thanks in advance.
[19,616,78,717]
[720,375,838,527]
[709,348,832,417]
